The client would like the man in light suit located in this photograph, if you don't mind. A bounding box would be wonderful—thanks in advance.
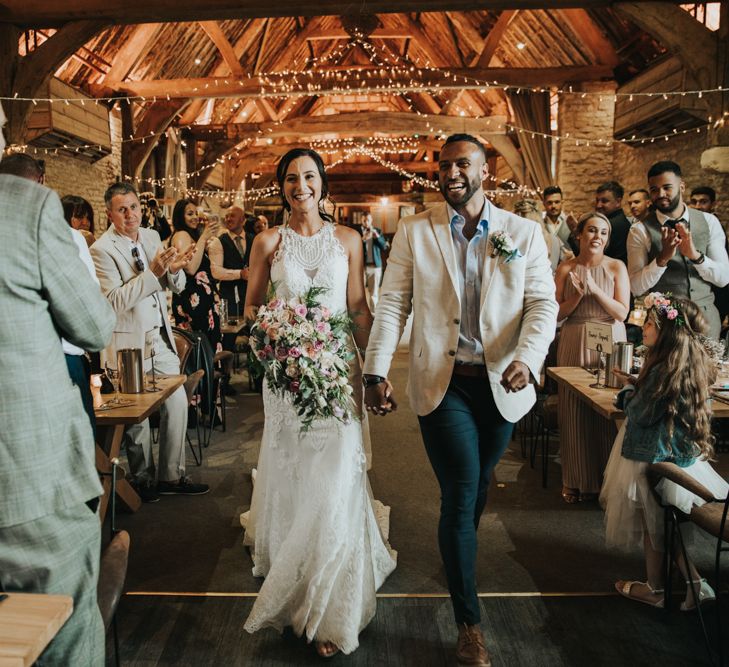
[91,182,208,498]
[0,101,116,665]
[363,134,557,667]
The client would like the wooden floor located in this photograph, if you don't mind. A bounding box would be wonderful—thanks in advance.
[110,593,722,666]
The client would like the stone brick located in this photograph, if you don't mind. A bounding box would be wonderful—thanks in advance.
[42,113,122,237]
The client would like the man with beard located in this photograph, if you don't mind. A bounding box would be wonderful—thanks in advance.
[595,180,631,264]
[363,134,557,666]
[627,160,729,338]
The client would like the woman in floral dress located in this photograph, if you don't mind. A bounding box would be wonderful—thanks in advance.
[170,199,223,352]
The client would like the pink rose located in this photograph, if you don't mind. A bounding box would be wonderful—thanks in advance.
[275,346,288,361]
[321,307,331,319]
[294,304,308,318]
[263,344,273,357]
[289,381,300,392]
[288,347,302,358]
[667,309,678,320]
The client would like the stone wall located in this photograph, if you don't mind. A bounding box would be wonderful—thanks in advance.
[555,81,617,216]
[43,112,122,236]
[613,131,729,223]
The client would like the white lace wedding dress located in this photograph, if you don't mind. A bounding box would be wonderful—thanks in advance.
[242,223,397,654]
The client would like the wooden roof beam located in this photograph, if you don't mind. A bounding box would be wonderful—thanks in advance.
[558,9,619,67]
[440,10,517,115]
[199,21,245,76]
[1,2,639,28]
[189,111,508,140]
[0,19,108,144]
[614,2,717,87]
[102,23,161,89]
[104,65,613,99]
[178,18,266,125]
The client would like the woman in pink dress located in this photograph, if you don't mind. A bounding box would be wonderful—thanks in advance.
[555,212,630,503]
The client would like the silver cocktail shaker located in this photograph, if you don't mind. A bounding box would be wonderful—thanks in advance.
[118,348,145,393]
[605,342,634,388]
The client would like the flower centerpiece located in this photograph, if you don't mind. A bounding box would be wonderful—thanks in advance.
[249,286,357,431]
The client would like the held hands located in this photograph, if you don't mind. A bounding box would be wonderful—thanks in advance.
[240,266,250,281]
[500,361,530,393]
[364,379,397,416]
[656,225,681,266]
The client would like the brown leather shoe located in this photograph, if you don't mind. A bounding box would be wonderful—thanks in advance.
[456,624,491,666]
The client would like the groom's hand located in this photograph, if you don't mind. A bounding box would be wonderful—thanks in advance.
[365,380,397,416]
[500,361,530,393]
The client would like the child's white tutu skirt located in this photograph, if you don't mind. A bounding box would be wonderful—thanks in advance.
[600,420,728,550]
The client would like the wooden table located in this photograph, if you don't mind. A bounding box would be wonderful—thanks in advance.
[546,367,729,421]
[0,593,72,667]
[95,374,186,521]
[220,319,246,336]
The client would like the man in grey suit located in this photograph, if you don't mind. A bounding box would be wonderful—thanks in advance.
[91,182,208,498]
[0,100,116,665]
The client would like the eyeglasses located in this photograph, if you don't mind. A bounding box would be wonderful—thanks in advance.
[131,246,144,272]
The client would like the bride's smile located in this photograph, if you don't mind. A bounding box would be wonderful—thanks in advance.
[283,156,323,218]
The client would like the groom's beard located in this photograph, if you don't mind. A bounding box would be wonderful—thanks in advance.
[439,175,483,209]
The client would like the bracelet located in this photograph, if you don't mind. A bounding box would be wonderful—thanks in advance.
[689,252,706,265]
[362,374,386,388]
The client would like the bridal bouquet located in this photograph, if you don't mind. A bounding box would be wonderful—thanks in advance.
[249,286,357,431]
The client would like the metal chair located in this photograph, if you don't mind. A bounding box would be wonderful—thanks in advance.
[647,461,729,665]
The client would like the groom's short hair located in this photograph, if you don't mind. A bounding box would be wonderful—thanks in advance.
[442,134,487,161]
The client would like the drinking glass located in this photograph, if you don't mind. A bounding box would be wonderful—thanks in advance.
[105,364,121,404]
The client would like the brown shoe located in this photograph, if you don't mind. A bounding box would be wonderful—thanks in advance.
[456,624,491,666]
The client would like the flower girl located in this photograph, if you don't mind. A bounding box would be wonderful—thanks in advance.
[600,293,728,609]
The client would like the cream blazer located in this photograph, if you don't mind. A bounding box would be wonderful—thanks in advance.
[363,201,558,422]
[91,226,186,364]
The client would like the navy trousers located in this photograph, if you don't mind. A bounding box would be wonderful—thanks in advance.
[65,353,96,439]
[418,374,514,624]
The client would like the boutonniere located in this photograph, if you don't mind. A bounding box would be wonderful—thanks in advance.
[489,231,523,263]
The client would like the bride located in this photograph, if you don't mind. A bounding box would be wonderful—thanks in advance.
[242,148,397,657]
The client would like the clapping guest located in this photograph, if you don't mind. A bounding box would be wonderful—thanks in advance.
[555,212,630,503]
[170,199,223,353]
[61,194,96,247]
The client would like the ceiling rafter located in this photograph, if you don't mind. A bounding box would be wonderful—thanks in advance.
[199,21,245,76]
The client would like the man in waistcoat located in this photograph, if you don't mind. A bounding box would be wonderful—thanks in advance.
[209,206,251,324]
[627,160,729,338]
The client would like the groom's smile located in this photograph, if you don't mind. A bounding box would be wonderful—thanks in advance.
[438,140,488,212]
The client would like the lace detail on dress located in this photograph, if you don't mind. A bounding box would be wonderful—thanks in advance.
[271,223,348,309]
[243,220,396,654]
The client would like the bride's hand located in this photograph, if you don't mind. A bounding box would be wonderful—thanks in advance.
[365,380,397,416]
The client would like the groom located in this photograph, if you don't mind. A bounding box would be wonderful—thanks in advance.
[363,134,557,666]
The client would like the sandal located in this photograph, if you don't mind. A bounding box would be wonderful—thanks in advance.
[615,580,664,608]
[561,486,579,504]
[315,641,340,658]
[681,578,716,611]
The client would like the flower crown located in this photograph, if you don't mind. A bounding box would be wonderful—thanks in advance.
[644,292,684,326]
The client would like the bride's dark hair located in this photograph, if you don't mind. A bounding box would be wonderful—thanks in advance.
[276,148,335,222]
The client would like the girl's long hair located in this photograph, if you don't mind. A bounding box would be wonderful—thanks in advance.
[637,298,716,459]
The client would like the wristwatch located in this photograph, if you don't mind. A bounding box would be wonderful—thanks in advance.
[690,252,706,265]
[362,374,386,388]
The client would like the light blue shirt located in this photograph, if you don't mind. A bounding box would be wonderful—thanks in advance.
[447,199,490,365]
